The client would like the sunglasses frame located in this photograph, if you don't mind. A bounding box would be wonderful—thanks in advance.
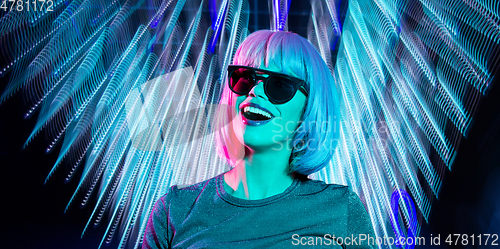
[227,65,309,104]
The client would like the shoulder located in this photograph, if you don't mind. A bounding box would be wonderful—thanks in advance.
[158,174,221,205]
[296,179,369,214]
[296,177,351,198]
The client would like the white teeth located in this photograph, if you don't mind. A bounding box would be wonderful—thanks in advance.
[243,106,273,119]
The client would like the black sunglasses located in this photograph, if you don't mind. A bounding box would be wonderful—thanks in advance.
[227,65,309,104]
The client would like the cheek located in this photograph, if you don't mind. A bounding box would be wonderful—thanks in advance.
[283,105,304,128]
[275,99,306,135]
[233,95,244,110]
[232,118,244,140]
[271,115,300,136]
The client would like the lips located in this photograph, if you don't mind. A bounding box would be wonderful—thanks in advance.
[239,102,275,126]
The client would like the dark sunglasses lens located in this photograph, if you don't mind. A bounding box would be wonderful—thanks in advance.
[266,76,296,103]
[230,68,255,94]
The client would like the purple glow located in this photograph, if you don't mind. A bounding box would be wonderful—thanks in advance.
[209,0,217,29]
[272,0,291,31]
[208,0,228,53]
[274,0,281,31]
[390,189,417,249]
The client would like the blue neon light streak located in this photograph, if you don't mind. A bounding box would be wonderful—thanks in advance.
[0,0,498,248]
[390,189,417,249]
[208,0,228,53]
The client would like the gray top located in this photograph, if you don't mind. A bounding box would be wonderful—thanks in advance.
[142,173,376,248]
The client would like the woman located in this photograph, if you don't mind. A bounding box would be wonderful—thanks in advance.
[142,30,375,248]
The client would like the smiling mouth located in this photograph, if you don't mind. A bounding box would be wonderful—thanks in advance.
[242,106,273,121]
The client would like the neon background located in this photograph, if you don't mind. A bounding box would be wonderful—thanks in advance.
[0,0,499,248]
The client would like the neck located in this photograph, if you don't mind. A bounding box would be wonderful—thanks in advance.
[223,145,295,200]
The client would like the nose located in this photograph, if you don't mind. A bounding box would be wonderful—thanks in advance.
[247,80,266,99]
